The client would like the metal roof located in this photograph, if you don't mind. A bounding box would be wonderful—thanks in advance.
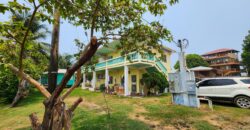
[202,48,239,56]
[189,66,213,71]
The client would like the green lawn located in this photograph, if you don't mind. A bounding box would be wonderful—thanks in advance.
[0,88,250,130]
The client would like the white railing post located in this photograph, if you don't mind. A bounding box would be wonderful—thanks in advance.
[82,73,86,89]
[105,68,109,88]
[91,71,96,91]
[124,65,129,96]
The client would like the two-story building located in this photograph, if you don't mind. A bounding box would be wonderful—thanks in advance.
[82,41,174,96]
[202,48,241,76]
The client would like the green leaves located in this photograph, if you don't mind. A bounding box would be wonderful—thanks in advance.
[0,4,9,14]
[241,30,250,76]
[174,54,209,70]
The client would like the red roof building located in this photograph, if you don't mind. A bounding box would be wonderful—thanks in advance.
[202,48,240,76]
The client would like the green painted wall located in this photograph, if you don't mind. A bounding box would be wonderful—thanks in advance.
[40,73,75,87]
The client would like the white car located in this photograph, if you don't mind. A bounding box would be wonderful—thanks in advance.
[197,77,250,108]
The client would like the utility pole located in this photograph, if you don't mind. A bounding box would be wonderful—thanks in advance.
[169,39,199,107]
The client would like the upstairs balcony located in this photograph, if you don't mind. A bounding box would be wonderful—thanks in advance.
[204,53,238,61]
[94,52,168,75]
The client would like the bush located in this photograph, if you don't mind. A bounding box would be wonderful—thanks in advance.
[99,84,106,92]
[141,68,169,95]
[0,66,19,104]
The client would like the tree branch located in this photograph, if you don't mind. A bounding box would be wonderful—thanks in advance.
[5,31,22,44]
[29,113,42,130]
[68,97,83,112]
[61,69,82,100]
[18,0,49,75]
[90,0,101,38]
[7,64,51,98]
[50,36,100,102]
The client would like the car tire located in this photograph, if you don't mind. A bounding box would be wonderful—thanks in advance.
[234,96,250,109]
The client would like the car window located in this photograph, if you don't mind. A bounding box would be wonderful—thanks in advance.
[241,79,250,84]
[199,79,237,87]
[199,80,216,87]
[216,79,237,86]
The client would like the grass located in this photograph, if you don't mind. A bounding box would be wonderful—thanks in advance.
[1,88,250,130]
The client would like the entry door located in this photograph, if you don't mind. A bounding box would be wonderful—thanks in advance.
[131,75,137,93]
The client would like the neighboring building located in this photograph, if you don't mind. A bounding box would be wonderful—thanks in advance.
[82,41,174,96]
[40,69,76,87]
[189,66,218,82]
[202,48,241,76]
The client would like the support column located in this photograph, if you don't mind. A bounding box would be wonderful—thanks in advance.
[91,71,96,91]
[105,68,109,88]
[82,73,86,89]
[124,65,129,96]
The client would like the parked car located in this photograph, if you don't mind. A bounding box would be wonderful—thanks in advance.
[197,77,250,108]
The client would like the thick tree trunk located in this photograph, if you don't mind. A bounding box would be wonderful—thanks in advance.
[11,78,27,107]
[48,8,60,94]
[30,98,83,130]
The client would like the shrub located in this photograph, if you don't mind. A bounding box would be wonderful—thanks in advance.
[141,68,169,95]
[0,66,19,104]
[99,84,106,92]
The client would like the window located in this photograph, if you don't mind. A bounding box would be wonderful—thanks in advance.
[98,74,104,79]
[199,80,216,87]
[162,55,167,62]
[199,79,237,87]
[241,79,250,84]
[109,76,113,84]
[215,79,237,86]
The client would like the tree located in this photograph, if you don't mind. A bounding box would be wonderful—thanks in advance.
[0,11,49,107]
[0,0,178,129]
[242,30,250,76]
[58,53,73,69]
[0,65,19,104]
[140,68,169,96]
[174,54,209,70]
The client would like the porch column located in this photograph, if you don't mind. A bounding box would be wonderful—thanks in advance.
[124,65,129,96]
[91,71,96,91]
[82,73,86,89]
[105,68,109,87]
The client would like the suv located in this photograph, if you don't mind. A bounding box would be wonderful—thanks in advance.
[197,77,250,108]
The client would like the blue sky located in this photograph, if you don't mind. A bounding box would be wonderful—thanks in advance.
[1,0,250,68]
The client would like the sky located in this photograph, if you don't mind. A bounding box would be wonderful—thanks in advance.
[1,0,250,68]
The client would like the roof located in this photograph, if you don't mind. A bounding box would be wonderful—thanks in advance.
[189,66,213,71]
[202,48,239,56]
[43,69,67,74]
[96,40,175,55]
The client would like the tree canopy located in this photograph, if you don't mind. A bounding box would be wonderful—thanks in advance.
[242,30,250,76]
[0,0,178,129]
[174,54,209,70]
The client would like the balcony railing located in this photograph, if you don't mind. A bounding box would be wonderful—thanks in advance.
[204,53,238,61]
[94,52,168,75]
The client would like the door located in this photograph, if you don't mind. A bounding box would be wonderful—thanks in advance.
[131,75,137,94]
[198,79,237,97]
[211,79,237,97]
[197,79,217,97]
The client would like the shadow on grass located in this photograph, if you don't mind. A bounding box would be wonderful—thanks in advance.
[72,108,150,130]
[17,89,45,107]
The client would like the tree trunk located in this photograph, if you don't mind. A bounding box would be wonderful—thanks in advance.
[11,78,27,107]
[30,98,83,130]
[48,8,60,94]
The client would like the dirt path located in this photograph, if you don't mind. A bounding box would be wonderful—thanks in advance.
[129,104,177,130]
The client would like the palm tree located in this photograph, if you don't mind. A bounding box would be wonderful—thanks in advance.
[58,53,74,69]
[10,12,50,107]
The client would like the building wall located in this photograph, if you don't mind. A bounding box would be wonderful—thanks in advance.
[94,67,147,94]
